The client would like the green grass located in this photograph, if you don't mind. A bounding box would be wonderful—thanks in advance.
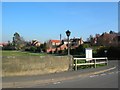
[77,60,86,63]
[74,59,107,70]
[96,63,106,68]
[76,64,106,70]
[1,50,47,56]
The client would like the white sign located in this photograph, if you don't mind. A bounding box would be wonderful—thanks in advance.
[85,48,93,61]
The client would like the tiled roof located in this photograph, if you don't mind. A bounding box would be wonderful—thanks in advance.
[0,42,8,45]
[50,40,61,43]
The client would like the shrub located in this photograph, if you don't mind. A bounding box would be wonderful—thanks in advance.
[96,46,120,60]
[2,45,15,50]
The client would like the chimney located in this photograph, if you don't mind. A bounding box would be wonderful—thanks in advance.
[60,34,62,41]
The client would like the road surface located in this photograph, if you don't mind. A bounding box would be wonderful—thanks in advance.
[31,67,119,88]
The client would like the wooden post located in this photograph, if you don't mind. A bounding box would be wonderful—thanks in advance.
[106,57,108,66]
[75,59,77,71]
[94,59,96,68]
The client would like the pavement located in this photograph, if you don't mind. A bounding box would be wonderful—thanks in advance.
[36,69,118,88]
[2,60,119,88]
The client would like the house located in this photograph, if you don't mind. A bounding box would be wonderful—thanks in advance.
[63,37,84,46]
[0,42,8,47]
[92,32,118,46]
[71,37,83,45]
[70,37,84,49]
[57,44,68,51]
[46,47,56,53]
[46,40,61,53]
[46,38,84,53]
[31,40,41,47]
[50,40,61,46]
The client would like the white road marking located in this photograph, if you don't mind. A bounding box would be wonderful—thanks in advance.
[57,82,61,84]
[53,81,61,85]
[108,72,114,75]
[90,75,99,78]
[100,73,106,76]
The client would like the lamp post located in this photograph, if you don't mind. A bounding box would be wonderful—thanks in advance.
[66,30,71,56]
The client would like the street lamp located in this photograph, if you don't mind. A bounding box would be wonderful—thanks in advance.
[66,30,71,56]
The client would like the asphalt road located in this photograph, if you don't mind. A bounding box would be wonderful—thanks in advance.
[31,68,119,88]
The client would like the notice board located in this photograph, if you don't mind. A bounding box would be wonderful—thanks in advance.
[85,48,93,61]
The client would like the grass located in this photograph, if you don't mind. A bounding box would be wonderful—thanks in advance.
[76,64,106,70]
[77,60,86,63]
[96,63,106,68]
[74,59,107,70]
[1,50,47,56]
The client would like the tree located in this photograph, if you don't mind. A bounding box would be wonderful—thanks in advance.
[109,30,115,34]
[70,44,85,55]
[30,46,37,53]
[12,32,26,50]
[87,35,94,46]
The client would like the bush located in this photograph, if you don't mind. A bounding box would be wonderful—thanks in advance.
[96,46,120,60]
[2,45,15,50]
[70,45,85,55]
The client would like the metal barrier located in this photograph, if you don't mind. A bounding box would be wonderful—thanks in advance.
[73,57,108,71]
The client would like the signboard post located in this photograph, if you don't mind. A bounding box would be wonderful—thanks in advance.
[85,48,93,61]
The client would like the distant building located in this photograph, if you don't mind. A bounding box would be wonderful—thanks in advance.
[62,39,68,45]
[92,32,118,46]
[31,40,41,47]
[46,38,84,53]
[71,37,83,45]
[50,40,61,46]
[46,40,61,53]
[0,42,8,47]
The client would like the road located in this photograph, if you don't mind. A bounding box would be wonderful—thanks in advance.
[31,67,119,88]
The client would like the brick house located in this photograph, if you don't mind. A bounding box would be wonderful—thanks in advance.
[93,32,118,46]
[46,38,84,53]
[31,40,41,47]
[46,40,61,53]
[0,42,8,47]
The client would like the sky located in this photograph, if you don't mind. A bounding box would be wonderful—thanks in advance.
[2,2,118,43]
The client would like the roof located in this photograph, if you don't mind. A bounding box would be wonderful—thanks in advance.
[0,42,8,45]
[50,40,61,43]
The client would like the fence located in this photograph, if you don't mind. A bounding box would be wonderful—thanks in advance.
[73,57,108,71]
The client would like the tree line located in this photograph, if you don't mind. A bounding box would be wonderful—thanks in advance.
[2,32,46,53]
[2,31,120,59]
